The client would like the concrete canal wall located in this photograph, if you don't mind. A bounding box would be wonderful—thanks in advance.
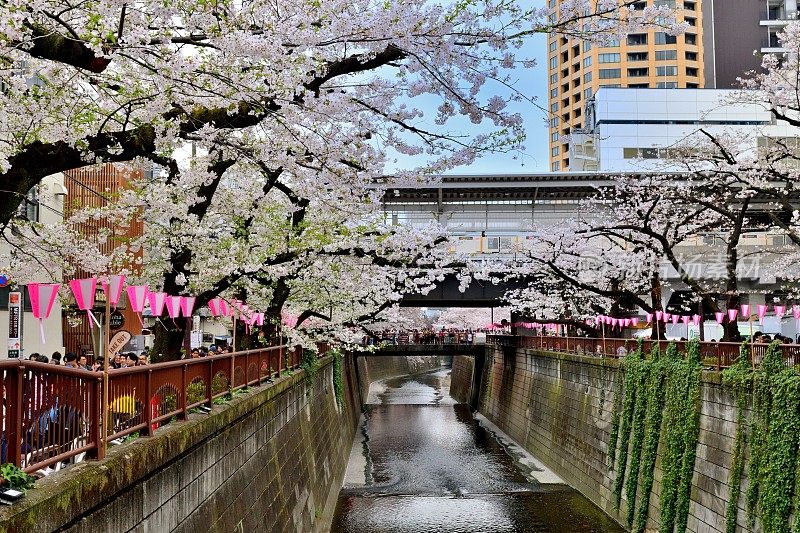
[355,355,448,401]
[453,346,743,532]
[0,355,361,533]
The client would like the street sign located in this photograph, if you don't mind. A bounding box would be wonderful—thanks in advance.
[109,310,125,330]
[7,291,20,358]
[108,330,132,357]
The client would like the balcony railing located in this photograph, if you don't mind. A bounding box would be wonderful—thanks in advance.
[1,345,305,474]
[487,334,800,370]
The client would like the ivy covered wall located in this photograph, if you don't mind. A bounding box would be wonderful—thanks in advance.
[479,342,752,532]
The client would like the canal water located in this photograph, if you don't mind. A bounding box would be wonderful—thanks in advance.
[331,367,624,532]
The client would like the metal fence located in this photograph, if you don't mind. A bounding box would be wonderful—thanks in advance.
[486,335,800,370]
[2,345,302,474]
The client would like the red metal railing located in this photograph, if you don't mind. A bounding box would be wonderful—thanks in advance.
[2,345,302,474]
[486,335,800,369]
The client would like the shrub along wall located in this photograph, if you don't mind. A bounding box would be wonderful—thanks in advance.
[477,342,753,532]
[0,354,360,533]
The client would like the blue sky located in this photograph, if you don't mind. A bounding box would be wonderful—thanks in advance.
[384,32,551,175]
[452,33,550,174]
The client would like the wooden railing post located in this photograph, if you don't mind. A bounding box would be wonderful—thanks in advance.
[142,369,153,436]
[6,365,23,467]
[179,363,188,420]
[86,375,102,459]
[206,359,213,407]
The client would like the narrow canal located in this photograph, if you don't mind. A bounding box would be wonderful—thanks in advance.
[331,366,624,532]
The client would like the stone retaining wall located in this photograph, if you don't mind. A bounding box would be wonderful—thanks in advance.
[477,346,743,532]
[449,355,475,404]
[355,355,446,401]
[0,355,360,533]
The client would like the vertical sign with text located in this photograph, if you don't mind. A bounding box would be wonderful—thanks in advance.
[8,291,21,358]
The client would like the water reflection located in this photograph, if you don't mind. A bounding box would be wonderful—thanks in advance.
[332,367,623,533]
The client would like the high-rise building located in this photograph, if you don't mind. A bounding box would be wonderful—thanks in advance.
[546,0,766,172]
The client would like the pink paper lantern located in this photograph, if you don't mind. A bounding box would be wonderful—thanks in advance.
[681,315,690,325]
[775,305,786,318]
[147,291,167,317]
[644,313,652,324]
[671,314,679,325]
[69,277,100,327]
[180,296,196,317]
[757,304,768,323]
[126,285,148,326]
[101,274,126,310]
[794,305,800,320]
[27,283,60,344]
[164,296,181,319]
[740,304,751,318]
[208,297,222,317]
[728,309,739,322]
[655,310,663,321]
[715,312,725,324]
[623,318,631,327]
[256,312,265,327]
[631,318,639,327]
[692,314,701,326]
[663,313,671,323]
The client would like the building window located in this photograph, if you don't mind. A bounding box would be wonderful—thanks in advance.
[628,67,649,77]
[628,83,650,88]
[655,32,677,45]
[685,33,697,45]
[19,186,39,222]
[604,39,620,47]
[584,87,593,99]
[686,67,699,77]
[551,102,558,112]
[583,40,592,52]
[550,73,558,84]
[600,83,622,88]
[551,132,559,142]
[552,161,560,171]
[627,34,647,46]
[583,57,592,68]
[584,72,593,83]
[685,17,696,26]
[685,51,698,61]
[656,65,678,76]
[549,41,557,52]
[657,81,678,88]
[684,1,696,10]
[686,82,699,88]
[550,117,559,128]
[552,146,560,157]
[550,57,557,69]
[598,53,621,63]
[551,88,558,98]
[599,68,621,79]
[655,50,678,61]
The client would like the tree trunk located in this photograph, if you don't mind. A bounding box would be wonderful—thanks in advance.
[151,316,189,362]
[650,273,665,340]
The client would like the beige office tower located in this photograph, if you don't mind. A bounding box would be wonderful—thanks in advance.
[547,1,708,171]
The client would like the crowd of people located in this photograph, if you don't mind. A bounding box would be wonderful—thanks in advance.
[26,344,237,371]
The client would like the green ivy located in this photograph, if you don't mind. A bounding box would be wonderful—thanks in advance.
[332,350,345,408]
[605,338,702,532]
[300,349,319,380]
[613,338,644,509]
[632,343,667,533]
[722,342,751,533]
[625,352,650,527]
[607,360,624,469]
[0,463,35,492]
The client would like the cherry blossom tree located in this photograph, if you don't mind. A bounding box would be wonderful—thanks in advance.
[0,0,685,224]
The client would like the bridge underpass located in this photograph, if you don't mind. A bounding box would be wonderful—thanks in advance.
[398,274,521,307]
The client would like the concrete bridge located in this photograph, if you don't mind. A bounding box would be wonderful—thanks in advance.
[362,342,485,356]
